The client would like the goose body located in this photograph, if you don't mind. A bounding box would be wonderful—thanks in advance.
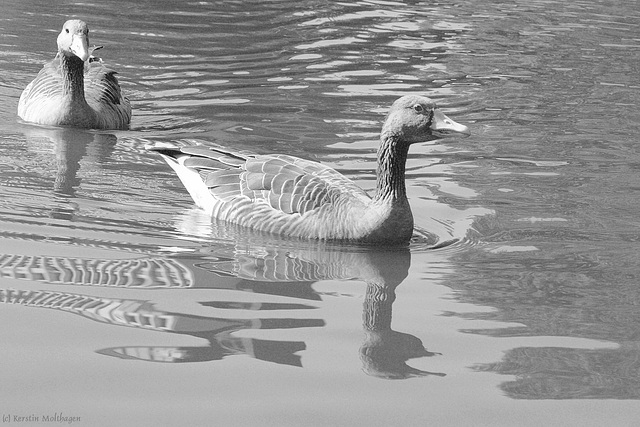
[150,95,470,245]
[18,20,131,129]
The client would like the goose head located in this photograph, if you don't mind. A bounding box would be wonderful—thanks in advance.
[57,19,90,62]
[381,95,470,144]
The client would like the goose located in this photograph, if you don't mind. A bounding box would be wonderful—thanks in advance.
[149,95,470,245]
[17,19,131,129]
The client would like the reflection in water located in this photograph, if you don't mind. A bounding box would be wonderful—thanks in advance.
[361,275,445,380]
[0,254,194,288]
[0,288,318,367]
[21,126,117,219]
[0,231,443,378]
[476,346,640,400]
[450,241,640,399]
[22,126,117,195]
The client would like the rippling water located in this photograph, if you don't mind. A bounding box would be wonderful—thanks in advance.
[1,0,640,426]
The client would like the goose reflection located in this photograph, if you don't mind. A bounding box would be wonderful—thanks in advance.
[182,209,446,378]
[0,253,323,367]
[21,126,117,217]
[0,210,445,378]
[359,251,445,379]
[0,287,319,367]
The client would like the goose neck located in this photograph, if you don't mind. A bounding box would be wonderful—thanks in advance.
[60,53,86,101]
[373,134,409,203]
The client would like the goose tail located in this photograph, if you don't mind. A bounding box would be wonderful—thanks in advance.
[147,142,216,214]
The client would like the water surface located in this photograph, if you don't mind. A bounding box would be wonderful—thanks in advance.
[1,0,640,426]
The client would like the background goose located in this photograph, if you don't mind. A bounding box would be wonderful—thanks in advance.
[149,95,470,245]
[17,19,131,129]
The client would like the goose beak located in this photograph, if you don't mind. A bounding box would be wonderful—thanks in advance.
[430,109,470,138]
[70,33,90,62]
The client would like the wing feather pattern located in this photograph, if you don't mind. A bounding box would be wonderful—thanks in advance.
[18,58,65,121]
[149,144,369,221]
[84,61,131,129]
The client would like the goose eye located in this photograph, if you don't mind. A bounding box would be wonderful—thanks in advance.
[413,104,424,113]
[65,28,69,33]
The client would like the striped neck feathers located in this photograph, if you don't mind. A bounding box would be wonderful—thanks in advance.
[373,133,410,203]
[60,53,86,102]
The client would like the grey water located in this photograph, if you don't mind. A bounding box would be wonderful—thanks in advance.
[1,0,640,426]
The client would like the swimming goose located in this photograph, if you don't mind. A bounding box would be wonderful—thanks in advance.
[149,95,470,245]
[18,19,131,129]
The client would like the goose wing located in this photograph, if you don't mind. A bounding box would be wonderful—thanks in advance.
[17,56,65,119]
[84,61,131,129]
[152,144,370,217]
